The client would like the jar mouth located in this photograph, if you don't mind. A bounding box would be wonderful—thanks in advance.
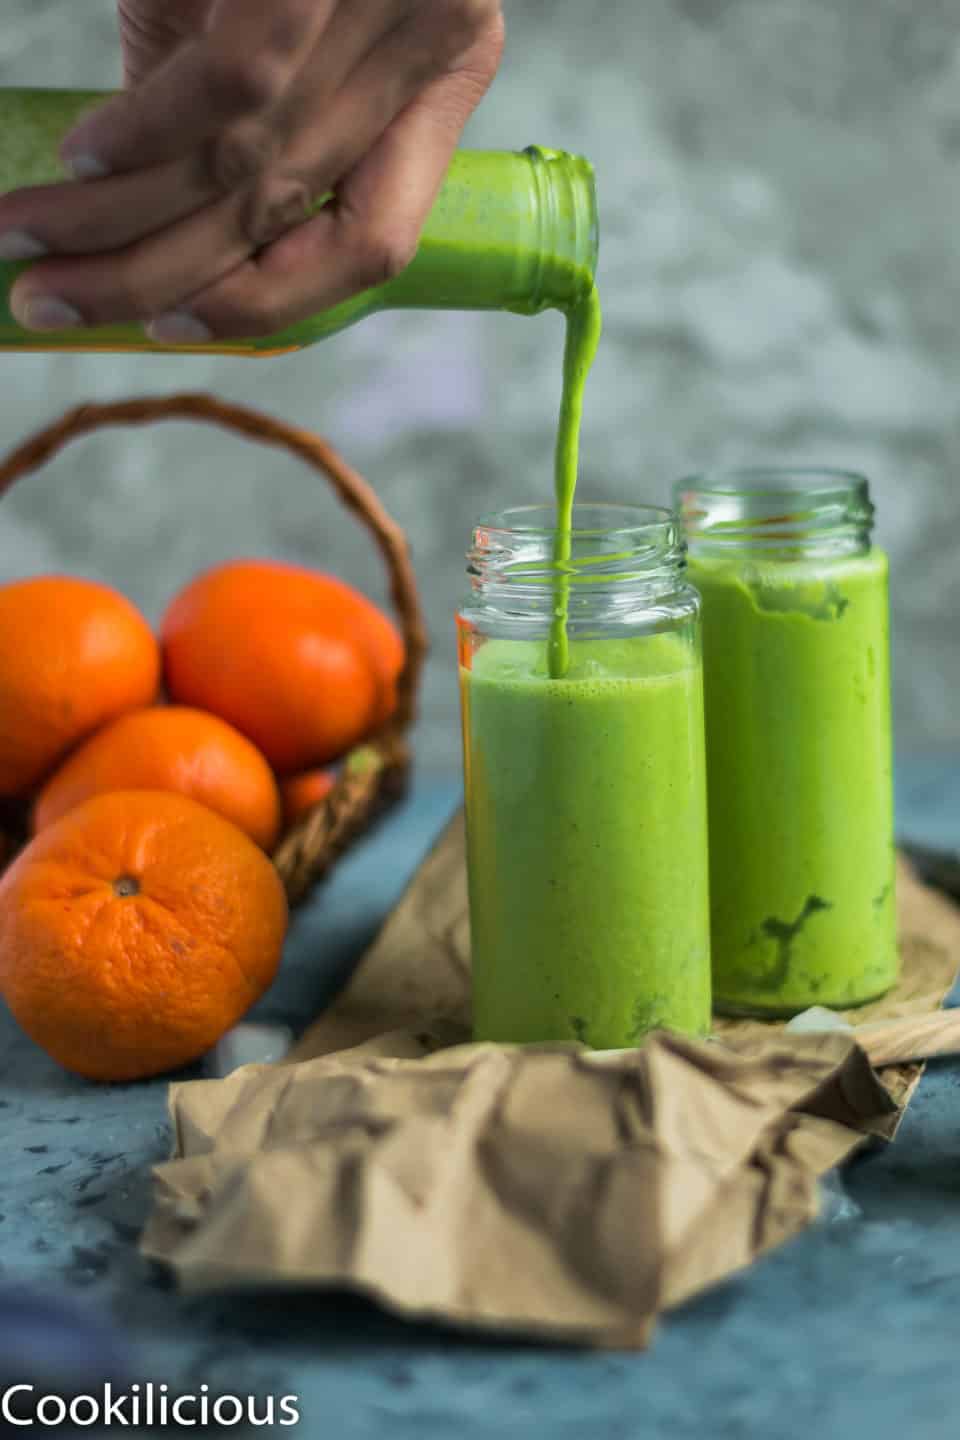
[675,468,873,555]
[678,467,868,502]
[469,502,685,590]
[476,501,674,540]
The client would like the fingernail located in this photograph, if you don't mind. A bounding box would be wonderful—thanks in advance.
[0,231,48,261]
[63,150,111,181]
[147,311,213,345]
[16,296,84,332]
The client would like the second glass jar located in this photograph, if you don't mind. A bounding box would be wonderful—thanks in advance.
[457,503,711,1048]
[676,469,898,1016]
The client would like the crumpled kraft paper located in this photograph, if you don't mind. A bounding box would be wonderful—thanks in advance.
[143,1030,896,1347]
[140,813,960,1346]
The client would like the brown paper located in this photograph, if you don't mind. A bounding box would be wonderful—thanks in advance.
[141,813,960,1346]
[142,1029,895,1347]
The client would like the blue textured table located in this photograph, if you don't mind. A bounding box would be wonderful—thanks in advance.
[1,763,959,1440]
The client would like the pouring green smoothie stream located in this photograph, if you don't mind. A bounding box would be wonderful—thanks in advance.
[547,283,603,677]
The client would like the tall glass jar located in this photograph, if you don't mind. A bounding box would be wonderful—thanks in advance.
[0,89,597,356]
[457,503,711,1048]
[676,469,898,1016]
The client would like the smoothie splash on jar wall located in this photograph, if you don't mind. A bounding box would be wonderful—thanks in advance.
[676,469,898,1016]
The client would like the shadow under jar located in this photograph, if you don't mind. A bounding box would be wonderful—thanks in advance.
[676,469,898,1017]
[457,503,711,1048]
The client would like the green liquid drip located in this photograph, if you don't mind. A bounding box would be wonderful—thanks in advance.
[549,284,603,678]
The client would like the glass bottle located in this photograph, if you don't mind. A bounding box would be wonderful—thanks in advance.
[676,469,898,1016]
[457,503,711,1048]
[0,89,597,356]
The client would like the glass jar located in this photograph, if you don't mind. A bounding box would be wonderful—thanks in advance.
[0,89,597,355]
[457,503,711,1048]
[676,469,898,1016]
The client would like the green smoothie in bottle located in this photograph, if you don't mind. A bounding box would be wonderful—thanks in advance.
[0,89,597,355]
[677,470,898,1015]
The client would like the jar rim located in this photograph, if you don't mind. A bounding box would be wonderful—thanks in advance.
[467,501,687,601]
[475,501,676,540]
[676,467,869,503]
[675,467,873,556]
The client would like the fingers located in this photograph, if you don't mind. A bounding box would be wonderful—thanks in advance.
[0,120,319,266]
[274,10,454,181]
[8,192,255,331]
[61,0,345,177]
[0,157,212,259]
[0,2,400,263]
[8,9,492,333]
[150,37,502,343]
[6,2,503,337]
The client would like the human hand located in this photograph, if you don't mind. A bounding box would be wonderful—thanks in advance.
[0,0,503,342]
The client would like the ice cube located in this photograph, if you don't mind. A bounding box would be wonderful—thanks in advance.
[207,1023,293,1076]
[785,1005,854,1035]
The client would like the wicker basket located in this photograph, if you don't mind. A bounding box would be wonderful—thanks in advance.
[0,393,429,906]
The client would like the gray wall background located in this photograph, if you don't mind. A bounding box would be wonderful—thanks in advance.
[1,0,958,774]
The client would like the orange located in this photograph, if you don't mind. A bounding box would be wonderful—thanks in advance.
[281,767,337,829]
[160,559,403,774]
[34,706,282,851]
[0,576,159,798]
[0,790,288,1082]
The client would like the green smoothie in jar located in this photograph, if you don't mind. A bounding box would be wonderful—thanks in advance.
[677,470,898,1016]
[458,505,711,1047]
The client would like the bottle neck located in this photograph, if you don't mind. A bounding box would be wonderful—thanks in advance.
[380,146,598,318]
[464,503,690,627]
[524,146,599,312]
[676,469,875,561]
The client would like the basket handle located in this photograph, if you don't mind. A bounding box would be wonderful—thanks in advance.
[0,392,429,736]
